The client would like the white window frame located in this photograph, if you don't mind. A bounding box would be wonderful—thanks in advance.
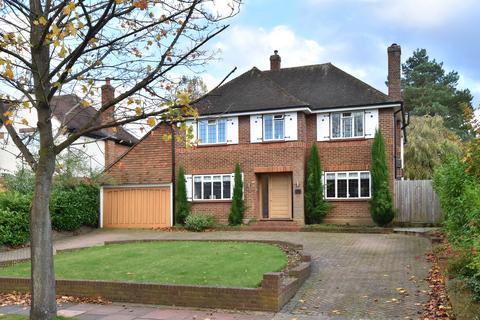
[330,111,365,139]
[324,171,371,199]
[193,173,234,201]
[197,118,227,145]
[263,114,285,141]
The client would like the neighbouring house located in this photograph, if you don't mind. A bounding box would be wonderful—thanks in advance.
[103,44,406,228]
[0,80,138,175]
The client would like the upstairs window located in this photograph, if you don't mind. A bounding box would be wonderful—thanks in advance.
[324,171,371,199]
[198,119,227,144]
[331,111,364,139]
[263,114,284,141]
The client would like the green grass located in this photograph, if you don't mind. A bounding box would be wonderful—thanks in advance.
[0,241,287,288]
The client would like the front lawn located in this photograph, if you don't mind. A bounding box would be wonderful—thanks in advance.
[0,241,287,288]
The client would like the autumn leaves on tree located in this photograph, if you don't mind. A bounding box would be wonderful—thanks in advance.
[0,1,240,319]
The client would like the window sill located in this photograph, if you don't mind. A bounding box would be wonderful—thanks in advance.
[190,200,232,203]
[323,137,369,143]
[326,198,370,202]
[259,140,289,144]
[196,143,229,147]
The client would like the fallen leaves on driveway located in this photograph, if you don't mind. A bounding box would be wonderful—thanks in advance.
[0,291,110,307]
[422,253,453,319]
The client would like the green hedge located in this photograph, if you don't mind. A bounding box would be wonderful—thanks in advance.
[0,191,31,246]
[433,156,480,300]
[51,185,99,231]
[0,185,99,246]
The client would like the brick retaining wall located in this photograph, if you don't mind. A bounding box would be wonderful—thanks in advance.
[0,240,311,312]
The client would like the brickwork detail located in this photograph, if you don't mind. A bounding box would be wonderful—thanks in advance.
[106,108,400,225]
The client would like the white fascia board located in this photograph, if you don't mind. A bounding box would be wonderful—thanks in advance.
[186,103,401,119]
[187,107,312,119]
[310,103,401,114]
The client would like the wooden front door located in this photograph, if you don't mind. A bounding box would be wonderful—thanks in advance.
[267,173,292,219]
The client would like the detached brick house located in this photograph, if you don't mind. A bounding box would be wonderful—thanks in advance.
[103,44,406,228]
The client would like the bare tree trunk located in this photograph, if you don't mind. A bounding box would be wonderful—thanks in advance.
[29,118,57,320]
[28,0,57,316]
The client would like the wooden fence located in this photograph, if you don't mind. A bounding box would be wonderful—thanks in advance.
[394,180,442,225]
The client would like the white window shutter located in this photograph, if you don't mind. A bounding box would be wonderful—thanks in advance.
[250,115,263,143]
[284,112,297,141]
[364,109,379,138]
[226,117,239,144]
[185,175,193,201]
[317,113,330,141]
[185,120,197,145]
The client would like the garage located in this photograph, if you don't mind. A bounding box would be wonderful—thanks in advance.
[101,185,172,228]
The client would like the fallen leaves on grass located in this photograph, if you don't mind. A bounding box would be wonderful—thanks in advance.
[422,252,453,319]
[0,291,110,307]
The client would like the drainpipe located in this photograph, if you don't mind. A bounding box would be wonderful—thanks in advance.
[171,124,176,226]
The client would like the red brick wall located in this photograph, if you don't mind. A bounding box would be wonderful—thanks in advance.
[176,115,307,225]
[104,140,131,168]
[105,124,172,185]
[105,108,399,225]
[306,108,397,224]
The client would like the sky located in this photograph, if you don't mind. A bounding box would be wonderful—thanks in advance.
[198,0,480,111]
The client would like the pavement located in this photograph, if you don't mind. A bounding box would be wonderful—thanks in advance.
[0,229,433,319]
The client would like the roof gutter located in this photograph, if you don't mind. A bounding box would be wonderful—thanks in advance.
[188,101,402,119]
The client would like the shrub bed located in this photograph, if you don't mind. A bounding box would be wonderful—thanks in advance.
[185,214,215,232]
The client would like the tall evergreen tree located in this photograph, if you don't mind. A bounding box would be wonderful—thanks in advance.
[228,163,245,225]
[304,144,330,224]
[175,167,190,225]
[370,130,394,226]
[402,49,474,138]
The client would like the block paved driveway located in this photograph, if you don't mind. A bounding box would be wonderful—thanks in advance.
[0,230,432,319]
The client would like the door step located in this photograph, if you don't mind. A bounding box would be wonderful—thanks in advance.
[242,220,301,232]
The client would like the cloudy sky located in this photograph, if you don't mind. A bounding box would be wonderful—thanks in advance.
[200,0,480,109]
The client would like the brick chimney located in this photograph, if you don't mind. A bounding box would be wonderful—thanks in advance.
[387,43,401,101]
[270,50,281,71]
[101,78,115,125]
[101,78,117,167]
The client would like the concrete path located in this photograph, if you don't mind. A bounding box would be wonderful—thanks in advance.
[0,229,432,319]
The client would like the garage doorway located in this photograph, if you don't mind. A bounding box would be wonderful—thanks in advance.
[102,185,172,228]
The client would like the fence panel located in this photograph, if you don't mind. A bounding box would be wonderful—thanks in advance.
[394,180,442,225]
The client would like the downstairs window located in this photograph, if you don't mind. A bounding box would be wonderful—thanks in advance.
[324,171,371,199]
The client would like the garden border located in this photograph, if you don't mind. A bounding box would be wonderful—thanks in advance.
[0,239,311,312]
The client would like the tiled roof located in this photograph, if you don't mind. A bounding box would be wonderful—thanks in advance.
[51,95,138,146]
[194,63,394,115]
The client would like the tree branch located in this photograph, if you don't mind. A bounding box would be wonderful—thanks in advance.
[0,101,38,170]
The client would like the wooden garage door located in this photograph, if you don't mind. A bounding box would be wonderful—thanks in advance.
[103,187,171,228]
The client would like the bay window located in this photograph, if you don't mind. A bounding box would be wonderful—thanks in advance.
[198,119,227,144]
[331,111,364,139]
[324,171,371,199]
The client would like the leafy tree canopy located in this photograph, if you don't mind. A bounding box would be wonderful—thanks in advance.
[402,49,474,138]
[404,115,462,179]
